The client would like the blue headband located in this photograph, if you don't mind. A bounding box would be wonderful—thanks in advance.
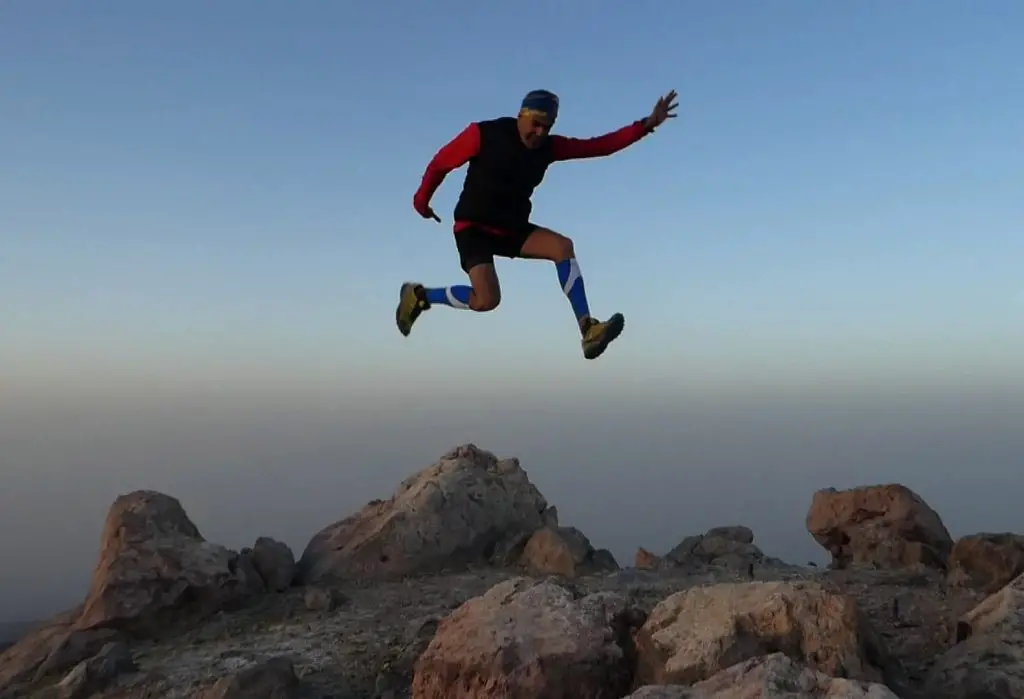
[521,90,559,120]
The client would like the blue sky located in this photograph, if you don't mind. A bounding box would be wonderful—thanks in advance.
[3,2,1024,623]
[3,0,1022,396]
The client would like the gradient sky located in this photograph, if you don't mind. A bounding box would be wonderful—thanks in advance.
[2,2,1023,624]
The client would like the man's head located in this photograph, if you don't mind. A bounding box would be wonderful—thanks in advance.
[517,89,559,148]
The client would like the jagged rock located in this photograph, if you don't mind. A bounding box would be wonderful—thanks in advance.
[626,653,900,698]
[53,641,136,699]
[519,526,620,577]
[635,547,663,570]
[633,580,891,687]
[74,491,265,636]
[247,537,296,593]
[195,656,301,699]
[591,548,619,572]
[947,532,1024,594]
[410,576,645,699]
[297,444,553,583]
[0,609,81,693]
[806,484,953,571]
[924,571,1024,698]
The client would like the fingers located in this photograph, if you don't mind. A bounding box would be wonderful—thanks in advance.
[652,90,679,119]
[660,90,679,120]
[414,200,442,222]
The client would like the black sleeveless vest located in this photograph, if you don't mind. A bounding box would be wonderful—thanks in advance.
[453,117,555,230]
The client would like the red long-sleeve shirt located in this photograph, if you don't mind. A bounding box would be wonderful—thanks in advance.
[413,118,651,234]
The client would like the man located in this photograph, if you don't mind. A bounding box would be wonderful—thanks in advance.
[396,88,678,360]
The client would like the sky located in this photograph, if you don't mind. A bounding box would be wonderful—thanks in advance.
[2,1,1023,624]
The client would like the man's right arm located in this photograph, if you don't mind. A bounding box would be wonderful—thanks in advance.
[413,122,481,217]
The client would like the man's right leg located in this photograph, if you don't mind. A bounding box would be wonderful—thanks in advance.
[395,229,502,336]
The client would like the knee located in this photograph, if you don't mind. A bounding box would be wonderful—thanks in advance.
[471,288,500,312]
[555,234,575,261]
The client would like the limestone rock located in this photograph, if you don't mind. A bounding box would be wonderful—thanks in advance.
[410,576,644,699]
[519,526,619,578]
[297,444,552,583]
[75,490,265,636]
[626,653,900,698]
[947,532,1024,594]
[247,537,297,592]
[633,580,890,687]
[806,484,953,571]
[924,571,1024,698]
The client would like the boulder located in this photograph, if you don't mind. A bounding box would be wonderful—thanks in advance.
[924,571,1024,698]
[705,525,755,544]
[303,586,348,612]
[633,580,891,687]
[636,525,766,572]
[806,484,953,571]
[410,576,645,699]
[518,526,619,578]
[626,653,900,698]
[947,532,1024,594]
[667,525,765,569]
[246,537,297,592]
[297,444,555,583]
[75,490,265,636]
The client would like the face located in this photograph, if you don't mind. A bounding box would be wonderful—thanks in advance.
[517,111,554,149]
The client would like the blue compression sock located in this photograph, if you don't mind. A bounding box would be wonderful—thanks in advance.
[424,285,472,309]
[556,258,591,323]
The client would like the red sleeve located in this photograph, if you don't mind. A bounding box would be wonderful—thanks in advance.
[549,120,651,162]
[413,123,481,212]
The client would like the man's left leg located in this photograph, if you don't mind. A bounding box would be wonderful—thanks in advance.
[518,226,625,360]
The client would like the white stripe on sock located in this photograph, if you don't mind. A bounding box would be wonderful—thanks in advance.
[445,287,470,309]
[562,258,581,295]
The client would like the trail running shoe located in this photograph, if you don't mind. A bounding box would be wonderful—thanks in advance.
[581,313,625,360]
[395,282,430,336]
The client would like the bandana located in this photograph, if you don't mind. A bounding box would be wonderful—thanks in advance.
[520,89,559,123]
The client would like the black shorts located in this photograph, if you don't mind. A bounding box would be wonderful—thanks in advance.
[454,223,539,273]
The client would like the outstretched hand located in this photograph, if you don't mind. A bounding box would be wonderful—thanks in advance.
[644,90,678,131]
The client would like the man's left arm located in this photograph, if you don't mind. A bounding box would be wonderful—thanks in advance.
[550,90,678,162]
[548,118,654,162]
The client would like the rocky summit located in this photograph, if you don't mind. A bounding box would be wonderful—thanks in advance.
[2,443,1022,699]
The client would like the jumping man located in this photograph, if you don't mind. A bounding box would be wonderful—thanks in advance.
[396,88,678,360]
